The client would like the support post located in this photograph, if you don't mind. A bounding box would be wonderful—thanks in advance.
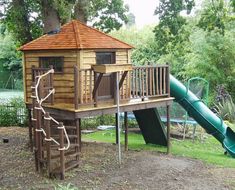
[75,118,81,153]
[49,65,54,105]
[35,102,42,172]
[93,72,103,107]
[28,108,33,152]
[74,66,79,109]
[115,113,119,144]
[59,122,65,180]
[31,84,38,171]
[115,72,121,164]
[124,112,128,151]
[45,112,51,177]
[167,105,171,154]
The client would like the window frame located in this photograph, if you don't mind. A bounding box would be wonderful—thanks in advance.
[95,52,116,65]
[39,56,64,74]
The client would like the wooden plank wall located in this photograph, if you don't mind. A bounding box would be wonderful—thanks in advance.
[24,50,78,104]
[80,49,131,102]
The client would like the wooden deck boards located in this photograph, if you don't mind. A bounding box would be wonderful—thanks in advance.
[33,97,174,119]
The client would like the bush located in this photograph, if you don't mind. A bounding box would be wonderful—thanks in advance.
[0,97,27,126]
[214,96,235,122]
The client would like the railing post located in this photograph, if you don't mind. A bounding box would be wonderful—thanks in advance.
[59,122,65,180]
[45,112,51,177]
[74,66,79,110]
[49,65,54,105]
[31,65,35,82]
[166,63,170,97]
[35,102,42,172]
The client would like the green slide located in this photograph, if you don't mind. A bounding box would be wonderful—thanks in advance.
[133,108,167,146]
[170,75,235,157]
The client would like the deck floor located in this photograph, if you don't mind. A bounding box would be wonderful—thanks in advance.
[41,97,174,117]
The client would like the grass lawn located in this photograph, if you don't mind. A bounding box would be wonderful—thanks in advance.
[82,127,235,168]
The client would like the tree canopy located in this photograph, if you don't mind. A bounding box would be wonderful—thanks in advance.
[0,0,129,44]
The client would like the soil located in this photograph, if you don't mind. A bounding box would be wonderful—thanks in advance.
[1,127,235,190]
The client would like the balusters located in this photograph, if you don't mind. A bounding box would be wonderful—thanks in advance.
[59,122,65,180]
[44,112,51,176]
[130,65,170,99]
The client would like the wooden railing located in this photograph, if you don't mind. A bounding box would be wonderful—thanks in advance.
[74,68,94,108]
[131,65,170,99]
[74,64,170,109]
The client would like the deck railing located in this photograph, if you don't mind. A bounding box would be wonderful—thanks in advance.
[74,64,170,109]
[131,65,170,100]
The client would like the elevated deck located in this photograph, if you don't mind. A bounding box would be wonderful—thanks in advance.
[27,64,173,179]
[42,97,174,119]
[27,64,174,119]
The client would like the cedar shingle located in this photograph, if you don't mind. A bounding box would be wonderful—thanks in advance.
[20,20,133,51]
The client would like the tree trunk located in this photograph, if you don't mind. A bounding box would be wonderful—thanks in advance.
[40,0,61,34]
[74,0,89,24]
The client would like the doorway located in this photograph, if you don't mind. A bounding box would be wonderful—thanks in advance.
[96,52,115,100]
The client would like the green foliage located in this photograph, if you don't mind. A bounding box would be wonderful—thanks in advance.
[183,28,235,99]
[2,0,43,44]
[214,96,235,122]
[197,0,227,35]
[0,97,27,126]
[91,0,129,33]
[110,25,159,64]
[0,26,22,74]
[154,0,195,55]
[1,0,128,45]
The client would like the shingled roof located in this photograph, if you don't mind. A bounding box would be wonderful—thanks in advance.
[20,20,133,51]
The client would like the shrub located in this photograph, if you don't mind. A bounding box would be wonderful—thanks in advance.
[0,97,27,126]
[214,96,235,122]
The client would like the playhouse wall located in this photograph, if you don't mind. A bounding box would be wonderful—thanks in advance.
[79,49,131,103]
[24,50,79,104]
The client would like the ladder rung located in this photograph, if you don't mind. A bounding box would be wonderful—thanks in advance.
[51,160,79,174]
[51,151,79,160]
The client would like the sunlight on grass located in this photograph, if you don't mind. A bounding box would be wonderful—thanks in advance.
[82,129,235,168]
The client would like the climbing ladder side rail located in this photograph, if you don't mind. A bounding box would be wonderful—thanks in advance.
[30,66,71,178]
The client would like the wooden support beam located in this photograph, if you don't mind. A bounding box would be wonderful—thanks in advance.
[167,105,171,154]
[124,112,128,151]
[28,108,33,152]
[92,73,103,98]
[115,113,119,145]
[119,71,128,89]
[75,118,81,153]
[59,122,65,180]
[35,102,41,172]
[74,66,79,109]
[45,112,51,177]
[49,65,54,105]
[93,72,103,107]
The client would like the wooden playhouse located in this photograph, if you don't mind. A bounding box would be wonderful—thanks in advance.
[20,20,173,179]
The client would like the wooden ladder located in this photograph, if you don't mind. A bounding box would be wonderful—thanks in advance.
[30,67,80,179]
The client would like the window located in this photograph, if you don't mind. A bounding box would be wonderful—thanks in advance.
[96,52,115,65]
[39,57,64,73]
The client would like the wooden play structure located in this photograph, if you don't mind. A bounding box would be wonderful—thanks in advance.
[20,20,173,179]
